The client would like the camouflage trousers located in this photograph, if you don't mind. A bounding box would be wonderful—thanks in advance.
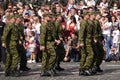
[17,44,27,68]
[92,42,105,67]
[55,42,65,67]
[80,44,94,70]
[41,42,56,70]
[5,44,19,72]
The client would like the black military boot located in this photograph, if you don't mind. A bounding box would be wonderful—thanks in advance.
[11,70,20,77]
[91,67,97,74]
[84,69,93,76]
[5,71,10,77]
[49,69,57,77]
[19,66,31,71]
[55,66,64,71]
[96,66,103,72]
[79,69,85,75]
[40,70,51,77]
[55,62,64,71]
[5,69,12,77]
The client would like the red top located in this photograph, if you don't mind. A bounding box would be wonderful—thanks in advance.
[68,24,76,36]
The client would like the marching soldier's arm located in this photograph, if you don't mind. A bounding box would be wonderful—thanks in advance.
[97,20,104,41]
[1,24,9,43]
[20,24,25,40]
[40,24,46,46]
[1,24,12,47]
[79,21,86,46]
[92,21,97,41]
[55,21,63,39]
[17,24,25,44]
[94,20,103,40]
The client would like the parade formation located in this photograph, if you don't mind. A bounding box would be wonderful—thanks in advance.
[0,0,120,77]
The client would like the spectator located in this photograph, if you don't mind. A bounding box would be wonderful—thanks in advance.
[32,16,41,44]
[67,16,77,37]
[101,16,112,61]
[99,0,108,9]
[111,15,119,30]
[110,26,120,61]
[109,46,118,61]
[69,32,80,62]
[2,11,10,23]
[66,0,76,11]
[27,31,36,63]
[79,1,87,10]
[22,4,34,17]
[85,0,96,7]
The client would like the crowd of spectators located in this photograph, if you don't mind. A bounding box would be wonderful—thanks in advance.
[0,0,120,64]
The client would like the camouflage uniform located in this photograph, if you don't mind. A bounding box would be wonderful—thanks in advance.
[54,20,65,71]
[15,21,28,70]
[83,19,94,70]
[2,18,20,76]
[93,19,105,71]
[40,20,57,76]
[79,20,87,70]
[79,14,94,75]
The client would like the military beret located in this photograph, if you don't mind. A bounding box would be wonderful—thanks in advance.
[43,13,53,18]
[94,11,101,15]
[83,12,89,16]
[43,14,49,17]
[88,12,95,15]
[7,15,14,19]
[14,14,23,18]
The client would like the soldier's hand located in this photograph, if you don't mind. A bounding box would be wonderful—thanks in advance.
[2,43,6,48]
[19,40,22,44]
[40,46,45,51]
[60,37,63,41]
[94,39,97,43]
[20,36,23,40]
[57,40,61,45]
[80,43,84,47]
[64,56,68,62]
[55,40,61,45]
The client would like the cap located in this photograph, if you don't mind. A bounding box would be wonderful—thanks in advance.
[14,14,23,18]
[7,15,14,19]
[83,12,89,16]
[88,12,95,15]
[43,13,53,18]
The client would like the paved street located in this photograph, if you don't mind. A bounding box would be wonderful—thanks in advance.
[0,61,120,80]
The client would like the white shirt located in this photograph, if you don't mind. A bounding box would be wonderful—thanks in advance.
[33,23,41,34]
[29,36,36,52]
[25,28,35,37]
[67,4,76,10]
[80,5,88,10]
[38,9,43,18]
[102,22,112,36]
[85,0,95,7]
[2,15,6,23]
[112,30,120,43]
[99,2,108,8]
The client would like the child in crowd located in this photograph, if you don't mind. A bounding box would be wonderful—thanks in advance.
[110,26,120,61]
[27,31,36,63]
[109,46,118,61]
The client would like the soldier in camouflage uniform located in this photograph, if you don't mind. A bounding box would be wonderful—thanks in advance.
[79,12,89,75]
[1,15,20,77]
[79,12,94,76]
[40,14,57,76]
[15,15,30,71]
[54,15,65,71]
[88,12,98,74]
[93,13,105,72]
